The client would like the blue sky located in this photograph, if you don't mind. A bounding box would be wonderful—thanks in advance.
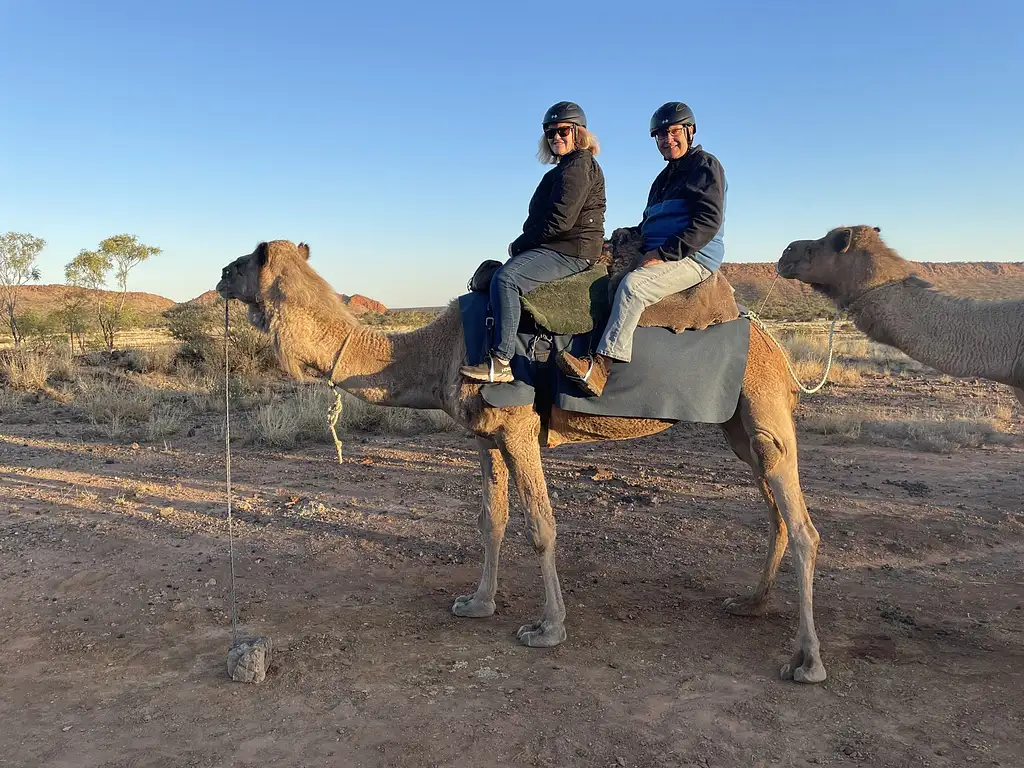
[2,0,1021,307]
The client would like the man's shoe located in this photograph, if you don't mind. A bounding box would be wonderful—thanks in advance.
[556,351,610,397]
[460,355,514,383]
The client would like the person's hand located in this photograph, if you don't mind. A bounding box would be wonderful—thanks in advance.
[638,249,662,268]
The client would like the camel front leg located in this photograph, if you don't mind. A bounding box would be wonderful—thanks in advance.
[498,421,567,648]
[749,424,826,684]
[453,439,509,618]
[721,415,789,616]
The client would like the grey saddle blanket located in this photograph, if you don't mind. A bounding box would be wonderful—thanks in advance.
[458,292,749,424]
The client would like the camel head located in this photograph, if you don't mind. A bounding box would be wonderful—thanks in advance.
[776,225,913,305]
[217,240,311,302]
[216,240,314,331]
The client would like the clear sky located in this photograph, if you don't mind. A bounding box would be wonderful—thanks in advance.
[2,0,1021,307]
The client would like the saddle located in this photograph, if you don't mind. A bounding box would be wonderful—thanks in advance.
[468,228,740,335]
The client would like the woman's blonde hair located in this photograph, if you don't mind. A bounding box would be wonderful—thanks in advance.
[536,126,601,164]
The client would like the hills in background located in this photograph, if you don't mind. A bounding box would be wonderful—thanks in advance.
[9,261,1024,328]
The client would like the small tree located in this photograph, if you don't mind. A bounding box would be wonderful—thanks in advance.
[65,235,160,350]
[54,299,91,352]
[0,232,46,345]
[16,309,60,350]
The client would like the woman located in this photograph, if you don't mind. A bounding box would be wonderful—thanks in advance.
[460,101,606,383]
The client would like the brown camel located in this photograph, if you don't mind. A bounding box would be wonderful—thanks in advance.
[777,226,1024,408]
[217,240,827,683]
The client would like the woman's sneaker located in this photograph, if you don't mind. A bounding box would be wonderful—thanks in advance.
[460,355,514,383]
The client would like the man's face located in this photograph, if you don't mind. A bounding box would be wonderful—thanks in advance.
[653,124,689,160]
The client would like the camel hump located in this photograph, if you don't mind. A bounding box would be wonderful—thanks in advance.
[607,226,740,332]
[637,271,740,332]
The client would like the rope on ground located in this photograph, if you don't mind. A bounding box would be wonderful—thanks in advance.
[223,301,238,644]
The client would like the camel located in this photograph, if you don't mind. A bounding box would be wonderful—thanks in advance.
[777,226,1024,408]
[217,240,828,683]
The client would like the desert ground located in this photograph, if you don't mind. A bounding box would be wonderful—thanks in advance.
[1,326,1023,768]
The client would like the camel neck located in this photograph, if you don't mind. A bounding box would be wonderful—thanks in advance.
[321,313,455,411]
[849,279,1024,387]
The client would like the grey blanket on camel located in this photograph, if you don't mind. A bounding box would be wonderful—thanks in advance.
[458,291,749,424]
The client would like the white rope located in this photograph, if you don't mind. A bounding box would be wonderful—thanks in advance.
[224,302,238,644]
[327,383,344,464]
[747,311,841,395]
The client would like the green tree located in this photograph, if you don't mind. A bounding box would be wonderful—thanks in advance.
[0,232,46,345]
[65,235,161,350]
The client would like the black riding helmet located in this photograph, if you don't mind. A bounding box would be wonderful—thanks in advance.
[543,101,587,128]
[649,101,695,136]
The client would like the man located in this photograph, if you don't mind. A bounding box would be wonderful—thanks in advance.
[556,101,727,397]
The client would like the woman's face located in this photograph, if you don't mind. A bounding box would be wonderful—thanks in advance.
[544,122,576,156]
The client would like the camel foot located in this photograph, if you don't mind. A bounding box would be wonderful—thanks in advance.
[723,594,769,617]
[780,647,827,684]
[451,594,496,618]
[516,619,567,648]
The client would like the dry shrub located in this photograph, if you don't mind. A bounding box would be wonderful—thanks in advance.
[801,405,1013,453]
[791,359,863,387]
[146,403,186,440]
[781,331,832,363]
[1,350,52,391]
[248,385,459,447]
[120,345,177,374]
[76,378,160,439]
[250,385,335,447]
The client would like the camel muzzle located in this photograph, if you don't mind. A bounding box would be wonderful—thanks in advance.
[775,258,797,278]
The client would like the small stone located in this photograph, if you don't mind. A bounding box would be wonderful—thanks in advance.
[206,578,216,587]
[62,726,72,732]
[617,758,627,767]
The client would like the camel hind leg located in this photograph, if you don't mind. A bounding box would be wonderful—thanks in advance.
[452,438,510,618]
[720,411,788,617]
[743,395,826,683]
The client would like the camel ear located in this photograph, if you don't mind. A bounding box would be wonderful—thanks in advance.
[255,242,269,267]
[829,228,854,254]
[297,242,311,260]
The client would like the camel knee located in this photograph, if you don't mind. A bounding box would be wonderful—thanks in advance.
[478,503,508,537]
[525,514,556,554]
[784,517,820,560]
[750,429,788,475]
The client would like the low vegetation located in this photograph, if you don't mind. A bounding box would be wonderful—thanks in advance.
[0,300,1018,455]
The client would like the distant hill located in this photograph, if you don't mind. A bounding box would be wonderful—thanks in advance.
[10,285,175,323]
[339,294,388,315]
[185,290,388,315]
[187,290,220,306]
[15,261,1024,329]
[722,261,1024,320]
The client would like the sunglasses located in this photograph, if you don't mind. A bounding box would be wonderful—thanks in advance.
[653,125,687,142]
[544,125,574,140]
